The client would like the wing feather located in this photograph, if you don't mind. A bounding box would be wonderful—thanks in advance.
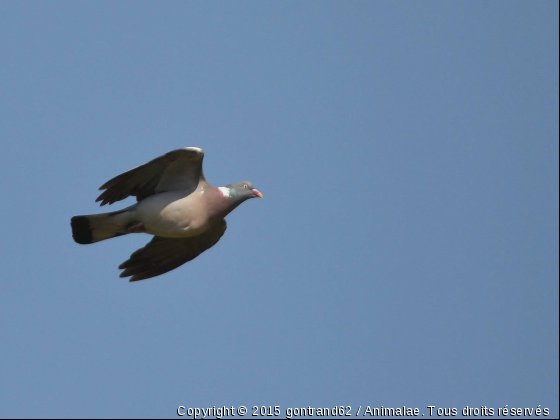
[96,147,205,206]
[118,220,227,282]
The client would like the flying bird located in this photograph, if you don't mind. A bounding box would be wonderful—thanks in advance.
[71,147,263,282]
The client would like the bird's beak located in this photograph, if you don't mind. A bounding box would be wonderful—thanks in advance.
[252,189,263,198]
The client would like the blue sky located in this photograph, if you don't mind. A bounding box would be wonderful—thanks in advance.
[0,1,558,418]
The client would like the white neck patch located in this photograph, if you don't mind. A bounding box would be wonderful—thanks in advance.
[218,187,230,198]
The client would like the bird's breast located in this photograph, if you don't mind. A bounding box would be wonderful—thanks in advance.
[135,190,212,238]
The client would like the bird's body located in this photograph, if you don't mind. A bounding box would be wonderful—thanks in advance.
[132,186,220,237]
[71,147,262,282]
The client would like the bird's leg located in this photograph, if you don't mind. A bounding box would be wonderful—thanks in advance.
[127,222,146,233]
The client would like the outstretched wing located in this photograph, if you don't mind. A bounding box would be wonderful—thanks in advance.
[96,147,205,206]
[118,220,227,282]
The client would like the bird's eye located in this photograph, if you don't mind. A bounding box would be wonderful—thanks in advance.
[243,184,248,189]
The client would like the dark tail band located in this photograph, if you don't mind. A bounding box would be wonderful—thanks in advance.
[71,216,94,244]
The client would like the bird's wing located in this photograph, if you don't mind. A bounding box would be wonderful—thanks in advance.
[118,220,227,282]
[96,147,205,206]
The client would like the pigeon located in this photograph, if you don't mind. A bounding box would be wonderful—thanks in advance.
[71,147,263,282]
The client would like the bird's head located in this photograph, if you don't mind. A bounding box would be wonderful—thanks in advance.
[222,181,263,204]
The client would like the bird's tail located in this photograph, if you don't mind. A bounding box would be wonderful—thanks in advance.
[71,210,131,244]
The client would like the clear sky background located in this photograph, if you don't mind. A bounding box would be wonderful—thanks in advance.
[0,2,558,419]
